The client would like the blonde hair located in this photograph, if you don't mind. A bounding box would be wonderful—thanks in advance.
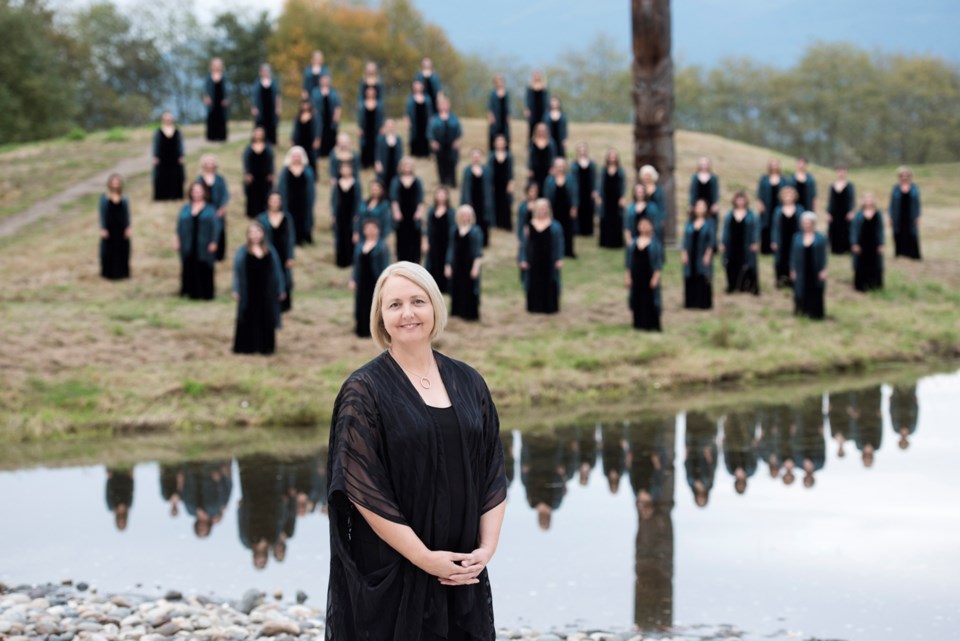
[456,204,476,226]
[370,262,448,350]
[639,164,659,182]
[285,146,308,167]
[896,165,912,178]
[533,198,553,220]
[200,154,218,170]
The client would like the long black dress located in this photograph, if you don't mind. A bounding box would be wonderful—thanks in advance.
[776,213,798,286]
[395,181,422,264]
[270,215,292,312]
[684,227,712,309]
[153,130,183,200]
[287,172,309,246]
[631,244,660,331]
[428,209,450,293]
[828,184,852,254]
[182,215,214,300]
[469,172,489,246]
[528,144,552,193]
[526,223,559,314]
[245,147,272,218]
[258,83,277,145]
[319,92,337,158]
[799,244,824,319]
[599,171,623,249]
[896,192,920,259]
[527,89,546,139]
[855,214,883,292]
[293,115,318,177]
[101,199,130,280]
[207,79,227,142]
[354,249,376,338]
[234,252,276,355]
[361,107,378,169]
[451,231,479,321]
[725,216,747,293]
[492,155,512,231]
[576,163,595,237]
[761,182,780,255]
[794,179,809,214]
[553,182,575,258]
[411,100,430,158]
[335,182,357,268]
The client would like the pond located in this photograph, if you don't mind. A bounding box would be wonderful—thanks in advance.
[2,369,958,641]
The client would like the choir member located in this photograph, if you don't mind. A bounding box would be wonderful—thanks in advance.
[232,222,285,355]
[425,187,453,293]
[601,424,627,494]
[684,412,717,507]
[688,157,719,216]
[256,192,295,312]
[461,148,494,246]
[312,73,341,159]
[719,191,760,294]
[516,182,540,278]
[242,126,274,219]
[624,182,662,246]
[850,192,884,292]
[889,384,918,450]
[176,182,219,300]
[771,185,803,287]
[488,134,514,231]
[414,56,441,108]
[756,159,785,255]
[357,60,383,106]
[487,74,511,149]
[792,397,826,488]
[527,123,556,194]
[349,217,390,338]
[390,157,425,263]
[152,111,184,201]
[196,154,229,262]
[328,132,361,187]
[203,57,228,142]
[573,143,597,237]
[405,80,434,158]
[682,199,716,310]
[625,216,663,331]
[301,50,330,99]
[544,157,578,258]
[790,212,828,320]
[519,198,564,314]
[828,391,853,458]
[290,98,320,177]
[826,164,855,254]
[358,179,391,241]
[789,157,817,212]
[428,95,462,188]
[105,467,134,531]
[722,412,758,494]
[374,118,403,198]
[851,387,883,468]
[445,205,483,321]
[332,160,361,268]
[99,174,131,280]
[890,166,922,259]
[251,63,281,145]
[638,164,667,221]
[597,148,626,249]
[277,146,316,245]
[524,70,549,141]
[542,96,569,158]
[358,86,384,170]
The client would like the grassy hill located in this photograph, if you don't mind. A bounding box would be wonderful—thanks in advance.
[1,118,958,458]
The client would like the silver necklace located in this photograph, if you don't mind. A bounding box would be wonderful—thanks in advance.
[390,351,433,389]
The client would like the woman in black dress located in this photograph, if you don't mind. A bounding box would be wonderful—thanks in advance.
[358,60,383,106]
[196,154,230,262]
[850,192,884,292]
[488,134,514,231]
[790,212,828,320]
[790,157,818,213]
[290,99,320,177]
[688,156,720,218]
[375,118,403,198]
[626,216,663,331]
[461,148,493,246]
[415,56,441,109]
[278,146,316,246]
[487,74,510,150]
[542,96,568,158]
[348,217,390,338]
[519,198,564,314]
[429,95,463,188]
[719,191,760,294]
[359,179,391,242]
[405,80,434,158]
[152,112,184,201]
[524,70,549,141]
[890,166,922,259]
[301,49,330,99]
[597,148,626,249]
[572,143,596,237]
[771,186,803,288]
[358,86,384,170]
[390,157,425,264]
[543,156,578,258]
[756,159,785,255]
[232,222,285,355]
[425,187,453,293]
[99,174,131,280]
[332,160,361,268]
[313,73,341,159]
[446,205,484,322]
[256,192,295,312]
[682,199,716,310]
[243,126,274,218]
[251,63,281,145]
[624,183,661,246]
[203,58,228,142]
[527,123,557,195]
[826,165,855,254]
[176,182,219,300]
[326,261,507,640]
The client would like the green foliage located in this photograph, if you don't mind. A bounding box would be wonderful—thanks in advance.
[204,10,274,122]
[182,380,207,397]
[65,127,87,141]
[104,127,128,142]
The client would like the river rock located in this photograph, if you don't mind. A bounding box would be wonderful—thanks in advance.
[120,625,146,640]
[155,620,181,636]
[591,634,625,641]
[295,591,307,605]
[28,597,51,610]
[2,594,30,606]
[0,620,12,633]
[261,619,301,636]
[77,583,90,592]
[110,596,132,608]
[77,620,104,632]
[535,635,564,641]
[237,590,264,615]
[163,590,183,602]
[35,619,61,634]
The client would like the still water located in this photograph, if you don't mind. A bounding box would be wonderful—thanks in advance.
[2,370,959,641]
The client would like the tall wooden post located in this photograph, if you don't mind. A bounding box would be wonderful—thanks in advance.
[632,0,677,244]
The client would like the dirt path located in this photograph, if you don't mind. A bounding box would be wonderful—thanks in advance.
[0,133,242,238]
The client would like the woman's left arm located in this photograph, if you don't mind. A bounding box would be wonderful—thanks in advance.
[442,500,506,586]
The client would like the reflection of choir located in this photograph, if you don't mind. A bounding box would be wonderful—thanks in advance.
[180,461,233,537]
[683,413,717,507]
[238,455,295,569]
[722,412,757,495]
[890,384,918,450]
[791,397,825,488]
[601,423,627,495]
[851,386,883,468]
[520,432,568,530]
[105,467,134,531]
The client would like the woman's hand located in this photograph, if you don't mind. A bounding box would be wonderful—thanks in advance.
[519,261,529,270]
[100,229,109,239]
[470,265,480,280]
[444,265,452,279]
[208,242,218,254]
[852,244,861,255]
[421,550,475,584]
[439,547,492,586]
[771,242,778,252]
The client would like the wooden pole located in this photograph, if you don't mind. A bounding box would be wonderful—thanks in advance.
[632,0,677,244]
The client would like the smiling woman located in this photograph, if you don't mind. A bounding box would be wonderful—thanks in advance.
[326,261,508,640]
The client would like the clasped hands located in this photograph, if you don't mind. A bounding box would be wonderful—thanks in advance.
[421,547,491,586]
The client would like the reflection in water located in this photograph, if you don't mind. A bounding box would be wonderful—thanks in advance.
[521,432,568,530]
[722,411,757,495]
[601,423,627,495]
[684,413,718,507]
[890,384,918,449]
[852,387,883,468]
[105,467,134,531]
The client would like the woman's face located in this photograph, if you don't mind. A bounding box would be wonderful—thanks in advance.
[634,184,645,202]
[291,152,303,168]
[363,221,379,241]
[267,194,281,211]
[253,127,265,143]
[863,194,876,209]
[371,183,383,199]
[638,218,653,237]
[436,189,449,205]
[190,183,206,202]
[162,113,174,127]
[534,201,549,220]
[734,196,747,209]
[248,224,264,244]
[782,190,796,205]
[381,276,434,347]
[694,201,707,218]
[202,158,216,173]
[472,150,483,164]
[801,217,815,232]
[494,136,506,151]
[108,177,122,192]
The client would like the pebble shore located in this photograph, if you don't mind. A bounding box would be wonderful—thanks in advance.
[0,582,772,641]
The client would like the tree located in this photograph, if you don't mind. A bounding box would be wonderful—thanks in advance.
[204,10,274,124]
[546,34,632,123]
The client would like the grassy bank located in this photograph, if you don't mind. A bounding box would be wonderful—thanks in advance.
[1,119,958,446]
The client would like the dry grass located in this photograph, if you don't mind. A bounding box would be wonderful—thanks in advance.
[1,118,958,449]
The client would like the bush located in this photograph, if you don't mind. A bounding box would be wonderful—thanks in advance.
[65,128,87,141]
